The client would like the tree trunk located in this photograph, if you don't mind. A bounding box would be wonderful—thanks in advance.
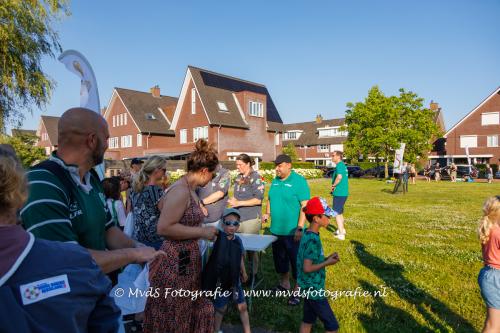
[385,159,389,179]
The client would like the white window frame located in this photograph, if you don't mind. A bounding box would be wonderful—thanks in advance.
[317,144,330,153]
[191,88,196,114]
[275,133,280,146]
[137,134,142,147]
[120,135,132,148]
[217,101,228,112]
[180,129,187,144]
[460,135,478,148]
[124,113,128,126]
[248,101,264,117]
[112,115,116,128]
[482,112,500,126]
[193,126,209,142]
[487,135,499,147]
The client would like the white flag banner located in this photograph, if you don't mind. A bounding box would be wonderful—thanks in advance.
[393,143,406,173]
[58,50,104,179]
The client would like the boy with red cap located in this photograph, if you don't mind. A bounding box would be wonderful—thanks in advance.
[297,197,340,333]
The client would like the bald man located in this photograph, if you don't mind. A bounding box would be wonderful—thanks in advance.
[21,108,160,274]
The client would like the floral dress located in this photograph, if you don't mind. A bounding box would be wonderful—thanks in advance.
[143,180,214,333]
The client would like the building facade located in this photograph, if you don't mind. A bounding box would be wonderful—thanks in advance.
[282,115,347,166]
[430,87,500,166]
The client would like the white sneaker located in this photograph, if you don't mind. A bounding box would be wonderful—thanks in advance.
[334,230,346,236]
[335,233,345,240]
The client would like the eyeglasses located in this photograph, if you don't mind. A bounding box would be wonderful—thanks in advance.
[223,220,240,226]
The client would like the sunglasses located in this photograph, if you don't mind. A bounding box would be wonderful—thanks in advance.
[223,220,240,226]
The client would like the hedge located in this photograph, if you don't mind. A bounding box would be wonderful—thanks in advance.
[259,161,315,170]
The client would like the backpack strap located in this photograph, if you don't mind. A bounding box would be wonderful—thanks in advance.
[33,160,75,205]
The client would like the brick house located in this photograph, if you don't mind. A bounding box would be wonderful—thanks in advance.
[166,66,283,161]
[430,87,500,166]
[103,86,179,160]
[282,115,347,166]
[36,116,60,156]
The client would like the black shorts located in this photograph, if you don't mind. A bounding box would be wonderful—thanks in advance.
[333,196,348,215]
[303,298,339,331]
[271,234,299,280]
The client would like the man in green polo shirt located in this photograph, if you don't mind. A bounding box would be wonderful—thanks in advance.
[331,150,349,240]
[21,108,160,274]
[263,154,310,305]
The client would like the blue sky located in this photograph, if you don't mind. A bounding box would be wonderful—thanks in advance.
[12,0,500,133]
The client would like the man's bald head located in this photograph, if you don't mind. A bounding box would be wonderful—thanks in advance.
[58,108,107,146]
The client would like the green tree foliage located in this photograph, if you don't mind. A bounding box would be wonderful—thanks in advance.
[0,133,46,167]
[344,86,442,178]
[0,0,69,132]
[282,142,299,162]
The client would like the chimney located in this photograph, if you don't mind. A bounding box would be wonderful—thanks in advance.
[150,85,160,98]
[315,114,323,124]
[430,100,440,111]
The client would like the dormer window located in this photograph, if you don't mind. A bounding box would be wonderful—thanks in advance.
[249,101,264,117]
[145,113,156,120]
[318,126,347,137]
[283,130,302,140]
[217,101,228,112]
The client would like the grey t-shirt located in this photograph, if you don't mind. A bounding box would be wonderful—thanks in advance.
[233,170,265,222]
[197,167,231,223]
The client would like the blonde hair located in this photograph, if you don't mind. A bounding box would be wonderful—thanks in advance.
[132,156,166,193]
[0,147,28,214]
[478,196,500,244]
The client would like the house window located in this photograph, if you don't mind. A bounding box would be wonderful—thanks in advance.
[180,129,187,144]
[191,88,196,114]
[112,115,116,127]
[42,133,48,141]
[248,101,264,117]
[124,113,127,125]
[121,135,132,148]
[317,144,330,153]
[193,126,209,142]
[318,127,348,137]
[217,101,228,112]
[137,134,142,147]
[109,137,119,149]
[283,131,301,140]
[145,113,156,120]
[275,133,280,146]
[460,135,477,148]
[487,135,499,147]
[482,112,500,126]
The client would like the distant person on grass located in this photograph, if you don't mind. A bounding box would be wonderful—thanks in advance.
[331,151,348,240]
[263,154,310,306]
[478,196,500,333]
[486,164,493,184]
[298,197,340,333]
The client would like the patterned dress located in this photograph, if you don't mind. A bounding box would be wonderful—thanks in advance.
[143,183,214,333]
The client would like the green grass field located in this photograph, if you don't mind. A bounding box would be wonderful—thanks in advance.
[226,178,500,332]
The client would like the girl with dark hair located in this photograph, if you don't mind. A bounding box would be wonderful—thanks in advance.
[144,139,218,333]
[228,153,265,284]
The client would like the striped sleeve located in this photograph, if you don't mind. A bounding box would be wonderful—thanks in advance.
[21,169,78,243]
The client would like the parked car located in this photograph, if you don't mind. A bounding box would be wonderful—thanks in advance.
[324,165,365,178]
[364,165,394,178]
[495,170,500,179]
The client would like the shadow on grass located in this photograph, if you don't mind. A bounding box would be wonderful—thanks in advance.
[351,240,477,333]
[357,280,431,333]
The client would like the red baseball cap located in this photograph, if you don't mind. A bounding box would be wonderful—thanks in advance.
[304,197,335,217]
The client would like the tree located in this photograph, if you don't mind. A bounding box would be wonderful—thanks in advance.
[0,0,69,132]
[0,133,46,167]
[282,143,299,162]
[344,86,442,178]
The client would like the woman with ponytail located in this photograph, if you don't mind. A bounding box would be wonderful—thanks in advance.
[478,196,500,333]
[144,139,218,333]
[130,155,166,250]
